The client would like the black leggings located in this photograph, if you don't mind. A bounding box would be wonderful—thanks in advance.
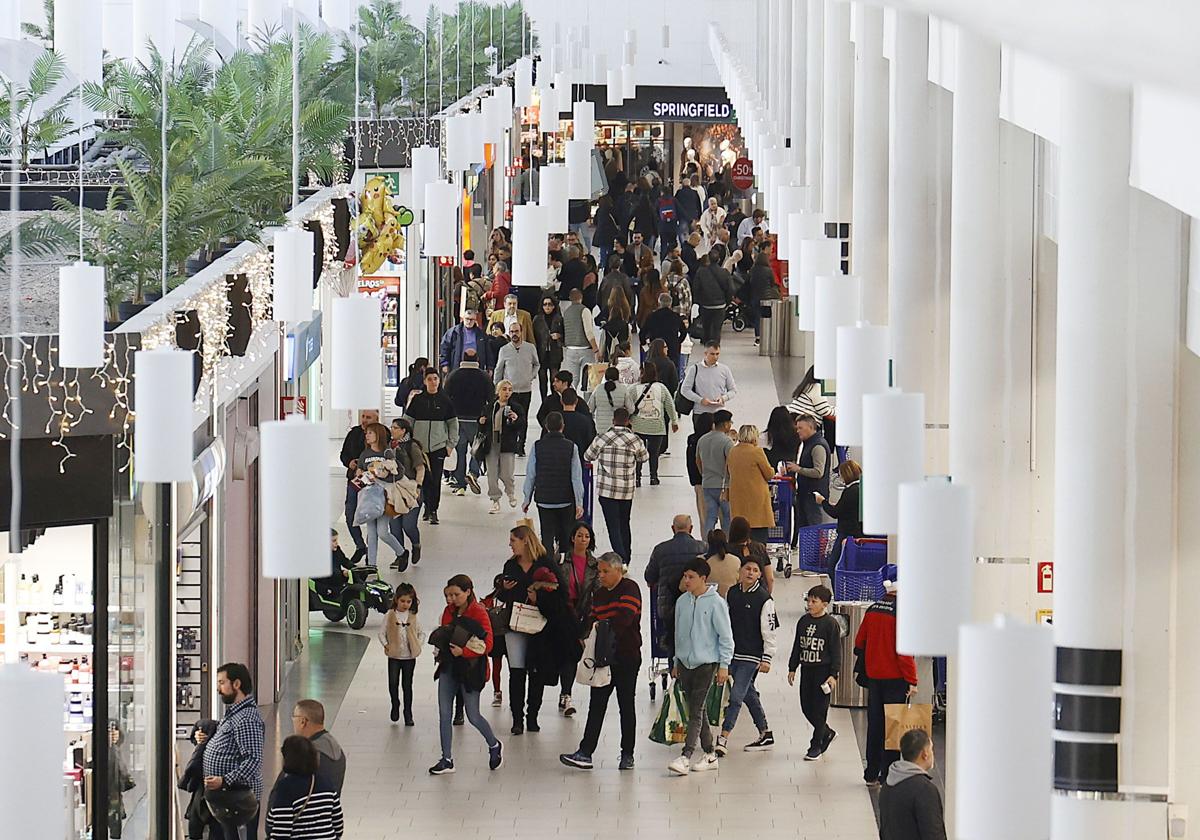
[637,433,665,480]
[387,658,416,716]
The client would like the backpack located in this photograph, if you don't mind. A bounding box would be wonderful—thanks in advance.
[632,384,663,423]
[657,195,676,224]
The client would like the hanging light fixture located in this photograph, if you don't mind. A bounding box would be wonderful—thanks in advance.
[862,388,925,534]
[463,110,486,166]
[553,70,571,113]
[514,56,533,108]
[57,263,105,369]
[957,616,1053,840]
[621,63,636,100]
[572,100,595,144]
[538,89,560,134]
[813,274,861,378]
[481,94,505,151]
[786,212,824,276]
[272,226,315,324]
[409,145,440,214]
[511,204,549,288]
[331,295,381,411]
[566,139,592,200]
[796,238,840,329]
[897,477,974,656]
[133,347,195,484]
[422,181,459,258]
[445,113,472,171]
[835,323,890,445]
[261,416,333,578]
[592,53,607,85]
[774,184,810,257]
[606,68,622,107]
[0,665,66,839]
[539,164,570,234]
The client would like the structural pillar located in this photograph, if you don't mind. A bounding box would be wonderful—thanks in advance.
[804,0,823,191]
[788,0,806,170]
[821,0,852,223]
[850,3,888,324]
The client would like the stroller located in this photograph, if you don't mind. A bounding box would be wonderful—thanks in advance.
[308,564,393,630]
[725,299,748,332]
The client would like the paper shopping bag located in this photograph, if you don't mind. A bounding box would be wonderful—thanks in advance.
[649,681,689,745]
[884,701,933,751]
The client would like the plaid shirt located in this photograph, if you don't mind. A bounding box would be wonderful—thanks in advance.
[584,426,649,500]
[203,695,265,799]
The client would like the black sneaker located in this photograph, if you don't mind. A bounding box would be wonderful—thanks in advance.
[421,511,431,522]
[820,728,837,754]
[428,758,455,775]
[453,709,465,726]
[489,740,504,770]
[428,512,440,525]
[744,730,775,751]
[393,550,410,572]
[404,715,414,727]
[411,544,421,565]
[649,477,661,485]
[618,752,635,770]
[559,750,593,770]
[390,702,399,722]
[804,746,822,761]
[466,475,481,495]
[351,548,367,564]
[511,720,524,736]
[714,735,729,757]
[526,715,540,733]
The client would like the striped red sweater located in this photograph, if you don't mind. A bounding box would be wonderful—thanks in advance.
[590,577,642,661]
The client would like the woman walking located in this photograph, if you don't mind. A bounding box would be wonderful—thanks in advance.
[478,380,525,513]
[532,294,565,399]
[387,418,426,569]
[629,364,678,486]
[406,368,458,526]
[748,246,782,346]
[726,425,777,543]
[265,736,343,839]
[356,422,405,566]
[587,366,635,433]
[379,583,424,724]
[429,575,503,775]
[557,521,600,717]
[601,289,632,361]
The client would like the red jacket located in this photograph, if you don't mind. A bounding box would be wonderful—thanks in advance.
[440,601,494,679]
[853,596,918,684]
[483,271,512,303]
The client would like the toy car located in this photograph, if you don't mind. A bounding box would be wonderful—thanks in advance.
[308,564,393,630]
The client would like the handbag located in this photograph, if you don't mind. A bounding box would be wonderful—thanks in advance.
[487,602,510,635]
[470,430,490,461]
[674,364,697,416]
[648,681,689,745]
[203,786,258,825]
[575,623,612,688]
[687,320,705,340]
[884,700,933,750]
[508,602,548,634]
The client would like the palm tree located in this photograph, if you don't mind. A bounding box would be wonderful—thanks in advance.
[20,0,55,48]
[0,50,79,169]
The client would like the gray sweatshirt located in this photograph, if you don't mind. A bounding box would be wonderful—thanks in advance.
[494,340,540,393]
[680,360,737,414]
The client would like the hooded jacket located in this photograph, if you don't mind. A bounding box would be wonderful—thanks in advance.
[878,761,948,840]
[673,584,734,670]
[309,730,347,794]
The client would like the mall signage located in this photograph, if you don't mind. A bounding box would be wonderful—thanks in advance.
[582,84,736,124]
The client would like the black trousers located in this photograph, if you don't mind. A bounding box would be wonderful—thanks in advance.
[579,659,640,757]
[699,306,725,345]
[511,391,533,450]
[598,496,633,564]
[538,504,576,561]
[387,658,416,717]
[636,433,665,481]
[424,451,447,514]
[509,666,545,721]
[799,667,833,750]
[538,358,561,399]
[865,677,911,783]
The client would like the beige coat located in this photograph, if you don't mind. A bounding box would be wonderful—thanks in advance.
[726,443,776,528]
[380,609,424,659]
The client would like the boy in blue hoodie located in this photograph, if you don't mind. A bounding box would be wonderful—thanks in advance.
[669,558,734,776]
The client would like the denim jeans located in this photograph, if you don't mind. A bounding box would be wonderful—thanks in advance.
[437,671,497,760]
[722,659,768,733]
[452,419,481,486]
[364,514,404,564]
[344,483,366,553]
[388,505,421,550]
[701,487,731,537]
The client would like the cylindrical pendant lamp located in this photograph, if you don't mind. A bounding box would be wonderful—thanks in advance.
[957,616,1053,840]
[134,347,194,483]
[58,262,105,368]
[771,168,805,212]
[797,238,840,329]
[862,388,925,533]
[566,139,592,200]
[787,212,825,270]
[539,164,570,234]
[592,53,606,84]
[757,146,786,204]
[813,274,861,378]
[537,90,559,133]
[553,70,570,112]
[410,145,439,214]
[606,69,622,107]
[463,111,485,165]
[573,100,596,144]
[273,227,315,323]
[511,204,549,287]
[493,83,513,114]
[661,24,670,49]
[835,322,890,445]
[261,416,333,578]
[515,57,533,107]
[0,664,66,839]
[623,40,636,66]
[422,181,459,258]
[774,184,810,256]
[445,113,472,171]
[897,477,974,656]
[331,295,380,411]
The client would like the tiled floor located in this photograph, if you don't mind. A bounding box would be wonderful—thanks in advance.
[319,332,878,839]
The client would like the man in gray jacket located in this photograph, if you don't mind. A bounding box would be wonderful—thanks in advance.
[494,323,540,455]
[291,699,347,793]
[878,729,947,840]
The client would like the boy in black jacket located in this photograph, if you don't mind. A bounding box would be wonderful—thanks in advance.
[787,585,841,760]
[878,728,948,840]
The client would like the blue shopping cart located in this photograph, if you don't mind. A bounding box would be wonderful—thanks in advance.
[767,477,796,578]
[646,586,672,701]
[834,539,891,601]
[796,522,839,574]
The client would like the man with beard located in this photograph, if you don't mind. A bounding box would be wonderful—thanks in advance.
[203,662,265,838]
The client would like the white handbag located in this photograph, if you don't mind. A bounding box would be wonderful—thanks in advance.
[508,602,547,634]
[576,624,612,688]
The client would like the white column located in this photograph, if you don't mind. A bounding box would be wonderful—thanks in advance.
[821,0,852,222]
[1050,78,1132,812]
[54,1,104,86]
[888,11,932,397]
[102,0,134,61]
[850,3,888,325]
[777,0,792,151]
[804,0,823,192]
[767,0,780,130]
[789,0,806,168]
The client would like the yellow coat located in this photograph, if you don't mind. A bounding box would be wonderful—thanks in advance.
[726,442,776,529]
[487,308,534,343]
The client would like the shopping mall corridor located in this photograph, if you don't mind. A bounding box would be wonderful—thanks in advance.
[312,332,880,839]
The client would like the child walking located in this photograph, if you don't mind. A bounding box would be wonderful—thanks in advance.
[380,584,425,724]
[787,584,842,760]
[481,574,508,708]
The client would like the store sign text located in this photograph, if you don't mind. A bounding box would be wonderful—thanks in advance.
[652,102,732,120]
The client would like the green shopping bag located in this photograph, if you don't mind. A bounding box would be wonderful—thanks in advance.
[705,675,732,726]
[649,681,690,745]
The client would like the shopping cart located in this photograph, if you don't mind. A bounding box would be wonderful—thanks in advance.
[796,522,839,574]
[646,586,672,701]
[766,476,796,578]
[834,541,890,601]
[582,462,594,526]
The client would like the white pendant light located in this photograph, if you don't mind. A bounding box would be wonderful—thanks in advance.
[897,477,974,655]
[835,322,889,445]
[566,139,592,200]
[57,262,105,368]
[621,63,636,100]
[0,665,66,839]
[331,295,381,411]
[481,94,506,150]
[134,347,194,484]
[774,184,810,256]
[813,274,861,378]
[957,616,1053,840]
[515,57,533,108]
[539,164,570,234]
[445,113,472,171]
[592,53,607,85]
[772,169,805,214]
[493,83,513,114]
[757,146,786,205]
[511,204,549,288]
[797,238,840,329]
[862,388,925,533]
[554,70,570,113]
[422,181,459,258]
[661,24,670,49]
[606,69,622,107]
[463,111,486,165]
[787,212,824,270]
[572,100,595,144]
[261,416,333,578]
[538,89,560,134]
[410,145,440,214]
[272,226,315,324]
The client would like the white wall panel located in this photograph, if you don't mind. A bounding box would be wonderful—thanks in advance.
[1131,84,1200,220]
[999,47,1062,146]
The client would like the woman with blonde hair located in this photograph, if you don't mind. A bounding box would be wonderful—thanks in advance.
[601,288,632,360]
[725,424,776,543]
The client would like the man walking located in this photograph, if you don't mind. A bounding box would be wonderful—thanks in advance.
[879,729,948,840]
[679,342,737,421]
[488,293,535,342]
[444,349,493,495]
[640,292,686,367]
[560,288,600,387]
[559,388,596,455]
[203,663,265,839]
[691,252,734,345]
[696,409,734,536]
[717,557,778,756]
[440,309,492,374]
[674,176,703,242]
[537,370,591,426]
[494,323,539,455]
[668,559,733,776]
[643,514,708,655]
[559,553,643,771]
[338,410,378,561]
[787,584,842,760]
[584,408,649,564]
[522,412,585,560]
[290,699,347,793]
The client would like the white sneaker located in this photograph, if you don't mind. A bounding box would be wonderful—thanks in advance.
[690,753,719,772]
[489,501,501,514]
[508,494,518,509]
[667,755,691,776]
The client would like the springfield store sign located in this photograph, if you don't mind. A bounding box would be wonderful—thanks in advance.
[652,101,733,120]
[586,85,736,124]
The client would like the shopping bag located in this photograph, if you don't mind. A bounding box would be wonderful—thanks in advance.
[352,483,386,525]
[576,624,612,688]
[649,681,689,745]
[508,602,547,634]
[884,701,933,750]
[705,675,732,726]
